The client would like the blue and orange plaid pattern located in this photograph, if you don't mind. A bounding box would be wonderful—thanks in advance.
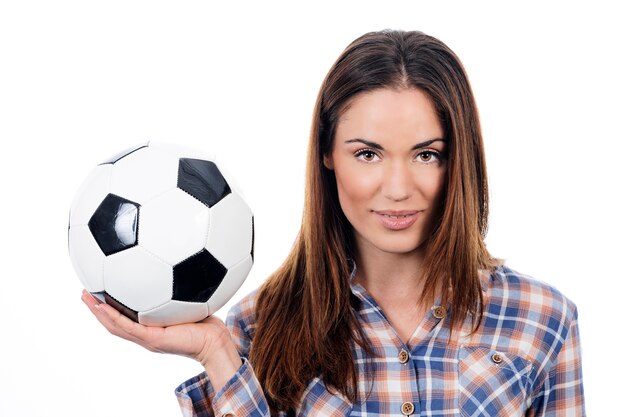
[176,264,585,416]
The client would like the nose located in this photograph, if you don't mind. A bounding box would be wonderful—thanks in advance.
[381,161,411,201]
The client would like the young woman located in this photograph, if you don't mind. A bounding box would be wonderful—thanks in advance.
[82,30,585,416]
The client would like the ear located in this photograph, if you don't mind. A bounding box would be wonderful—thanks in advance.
[323,153,334,170]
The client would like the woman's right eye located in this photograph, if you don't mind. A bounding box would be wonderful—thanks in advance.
[354,149,380,162]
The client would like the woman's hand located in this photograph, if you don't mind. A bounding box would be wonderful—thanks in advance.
[81,289,242,391]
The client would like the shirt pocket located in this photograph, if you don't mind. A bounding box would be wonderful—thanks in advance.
[457,346,533,417]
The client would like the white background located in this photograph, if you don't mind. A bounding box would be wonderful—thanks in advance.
[1,1,623,415]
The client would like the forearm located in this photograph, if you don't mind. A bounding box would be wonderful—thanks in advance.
[200,330,244,393]
[176,290,270,417]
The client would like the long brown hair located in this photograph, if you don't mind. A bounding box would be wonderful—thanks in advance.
[249,29,499,413]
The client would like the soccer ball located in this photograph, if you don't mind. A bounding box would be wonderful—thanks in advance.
[68,142,254,326]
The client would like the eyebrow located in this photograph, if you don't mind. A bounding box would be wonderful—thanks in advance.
[344,138,447,150]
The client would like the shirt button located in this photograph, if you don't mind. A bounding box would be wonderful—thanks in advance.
[492,352,503,364]
[432,305,446,319]
[401,401,415,415]
[398,349,409,364]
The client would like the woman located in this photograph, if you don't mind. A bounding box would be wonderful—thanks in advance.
[82,29,585,416]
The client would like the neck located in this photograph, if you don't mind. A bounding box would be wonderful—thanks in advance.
[353,244,427,301]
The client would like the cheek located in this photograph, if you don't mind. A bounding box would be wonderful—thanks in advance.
[414,168,447,201]
[334,165,378,212]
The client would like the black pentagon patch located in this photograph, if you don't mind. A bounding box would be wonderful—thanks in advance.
[88,194,140,256]
[99,142,149,165]
[177,158,231,208]
[93,291,139,322]
[173,249,227,303]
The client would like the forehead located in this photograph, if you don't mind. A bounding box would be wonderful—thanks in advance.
[336,88,443,144]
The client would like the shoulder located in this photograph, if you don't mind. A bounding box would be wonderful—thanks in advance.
[486,264,578,324]
[481,265,579,369]
[224,287,260,357]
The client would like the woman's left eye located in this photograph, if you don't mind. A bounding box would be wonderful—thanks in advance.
[354,149,380,162]
[416,151,440,163]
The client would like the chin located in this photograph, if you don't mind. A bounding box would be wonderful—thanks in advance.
[377,235,426,255]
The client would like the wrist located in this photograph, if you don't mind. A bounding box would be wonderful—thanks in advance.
[199,328,243,392]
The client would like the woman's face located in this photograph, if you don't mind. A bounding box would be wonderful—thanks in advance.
[324,87,447,258]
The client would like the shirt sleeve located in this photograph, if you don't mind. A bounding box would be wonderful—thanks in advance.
[528,306,586,417]
[176,358,270,417]
[175,291,271,417]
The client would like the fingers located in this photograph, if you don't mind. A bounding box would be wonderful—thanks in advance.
[80,290,155,348]
[79,290,220,359]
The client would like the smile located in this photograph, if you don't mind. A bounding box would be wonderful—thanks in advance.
[374,210,421,230]
[381,213,413,219]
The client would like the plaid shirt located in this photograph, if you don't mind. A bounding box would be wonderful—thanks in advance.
[175,264,585,416]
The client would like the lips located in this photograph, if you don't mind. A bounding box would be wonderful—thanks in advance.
[374,210,421,230]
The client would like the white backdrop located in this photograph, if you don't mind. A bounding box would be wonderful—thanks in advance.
[1,1,623,415]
